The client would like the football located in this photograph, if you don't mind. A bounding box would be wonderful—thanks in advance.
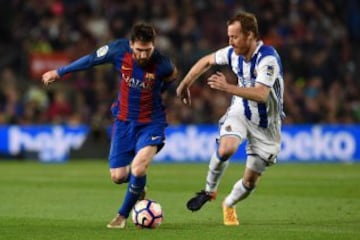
[132,199,163,229]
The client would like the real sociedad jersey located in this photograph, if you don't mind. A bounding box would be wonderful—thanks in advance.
[57,39,174,124]
[215,41,285,128]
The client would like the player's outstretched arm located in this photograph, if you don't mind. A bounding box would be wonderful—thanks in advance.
[42,70,60,86]
[176,53,216,105]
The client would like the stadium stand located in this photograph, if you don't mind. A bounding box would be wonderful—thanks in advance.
[0,0,359,128]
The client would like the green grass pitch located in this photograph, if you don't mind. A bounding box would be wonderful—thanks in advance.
[0,160,359,240]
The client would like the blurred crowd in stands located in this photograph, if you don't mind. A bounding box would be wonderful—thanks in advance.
[0,0,359,130]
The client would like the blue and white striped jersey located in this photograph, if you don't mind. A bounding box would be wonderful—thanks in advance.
[215,41,285,128]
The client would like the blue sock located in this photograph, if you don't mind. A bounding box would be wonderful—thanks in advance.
[118,174,146,218]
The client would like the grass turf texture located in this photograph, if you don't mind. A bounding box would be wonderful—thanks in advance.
[0,160,359,240]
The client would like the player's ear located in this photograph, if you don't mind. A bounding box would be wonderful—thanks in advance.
[247,31,254,40]
[129,41,134,50]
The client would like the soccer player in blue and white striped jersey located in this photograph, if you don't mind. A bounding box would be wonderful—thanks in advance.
[177,12,284,226]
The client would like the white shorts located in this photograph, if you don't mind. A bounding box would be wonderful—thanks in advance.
[218,109,281,165]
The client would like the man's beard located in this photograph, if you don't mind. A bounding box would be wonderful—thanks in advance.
[136,59,150,67]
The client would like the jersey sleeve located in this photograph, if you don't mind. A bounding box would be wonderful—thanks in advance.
[255,56,280,87]
[57,40,124,77]
[214,46,232,65]
[162,57,175,79]
[157,54,177,92]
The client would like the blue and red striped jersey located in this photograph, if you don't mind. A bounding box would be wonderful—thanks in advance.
[57,39,175,124]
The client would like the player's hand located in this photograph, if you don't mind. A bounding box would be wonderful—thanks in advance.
[176,85,192,106]
[207,71,228,92]
[42,70,60,86]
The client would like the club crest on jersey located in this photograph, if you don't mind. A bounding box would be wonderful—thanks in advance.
[225,125,232,132]
[96,45,109,58]
[145,72,155,81]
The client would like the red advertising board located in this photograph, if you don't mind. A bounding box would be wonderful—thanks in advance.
[29,52,70,79]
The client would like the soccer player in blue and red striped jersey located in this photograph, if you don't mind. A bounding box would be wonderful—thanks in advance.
[42,23,177,229]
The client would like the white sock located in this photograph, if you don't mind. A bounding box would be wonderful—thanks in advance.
[224,179,253,206]
[205,152,229,193]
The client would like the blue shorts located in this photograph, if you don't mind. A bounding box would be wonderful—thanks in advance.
[108,120,167,168]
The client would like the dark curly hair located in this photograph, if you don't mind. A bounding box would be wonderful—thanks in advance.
[130,22,156,43]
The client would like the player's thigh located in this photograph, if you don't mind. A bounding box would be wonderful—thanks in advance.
[135,122,167,153]
[108,120,135,168]
[218,112,246,155]
[131,145,158,176]
[245,154,270,175]
[246,123,281,164]
[218,135,242,156]
[131,122,167,176]
[219,112,247,142]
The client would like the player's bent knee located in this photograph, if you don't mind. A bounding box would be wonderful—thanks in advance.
[111,174,128,184]
[217,146,237,160]
[217,152,231,161]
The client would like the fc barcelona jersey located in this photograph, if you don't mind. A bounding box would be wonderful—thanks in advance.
[57,39,175,124]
